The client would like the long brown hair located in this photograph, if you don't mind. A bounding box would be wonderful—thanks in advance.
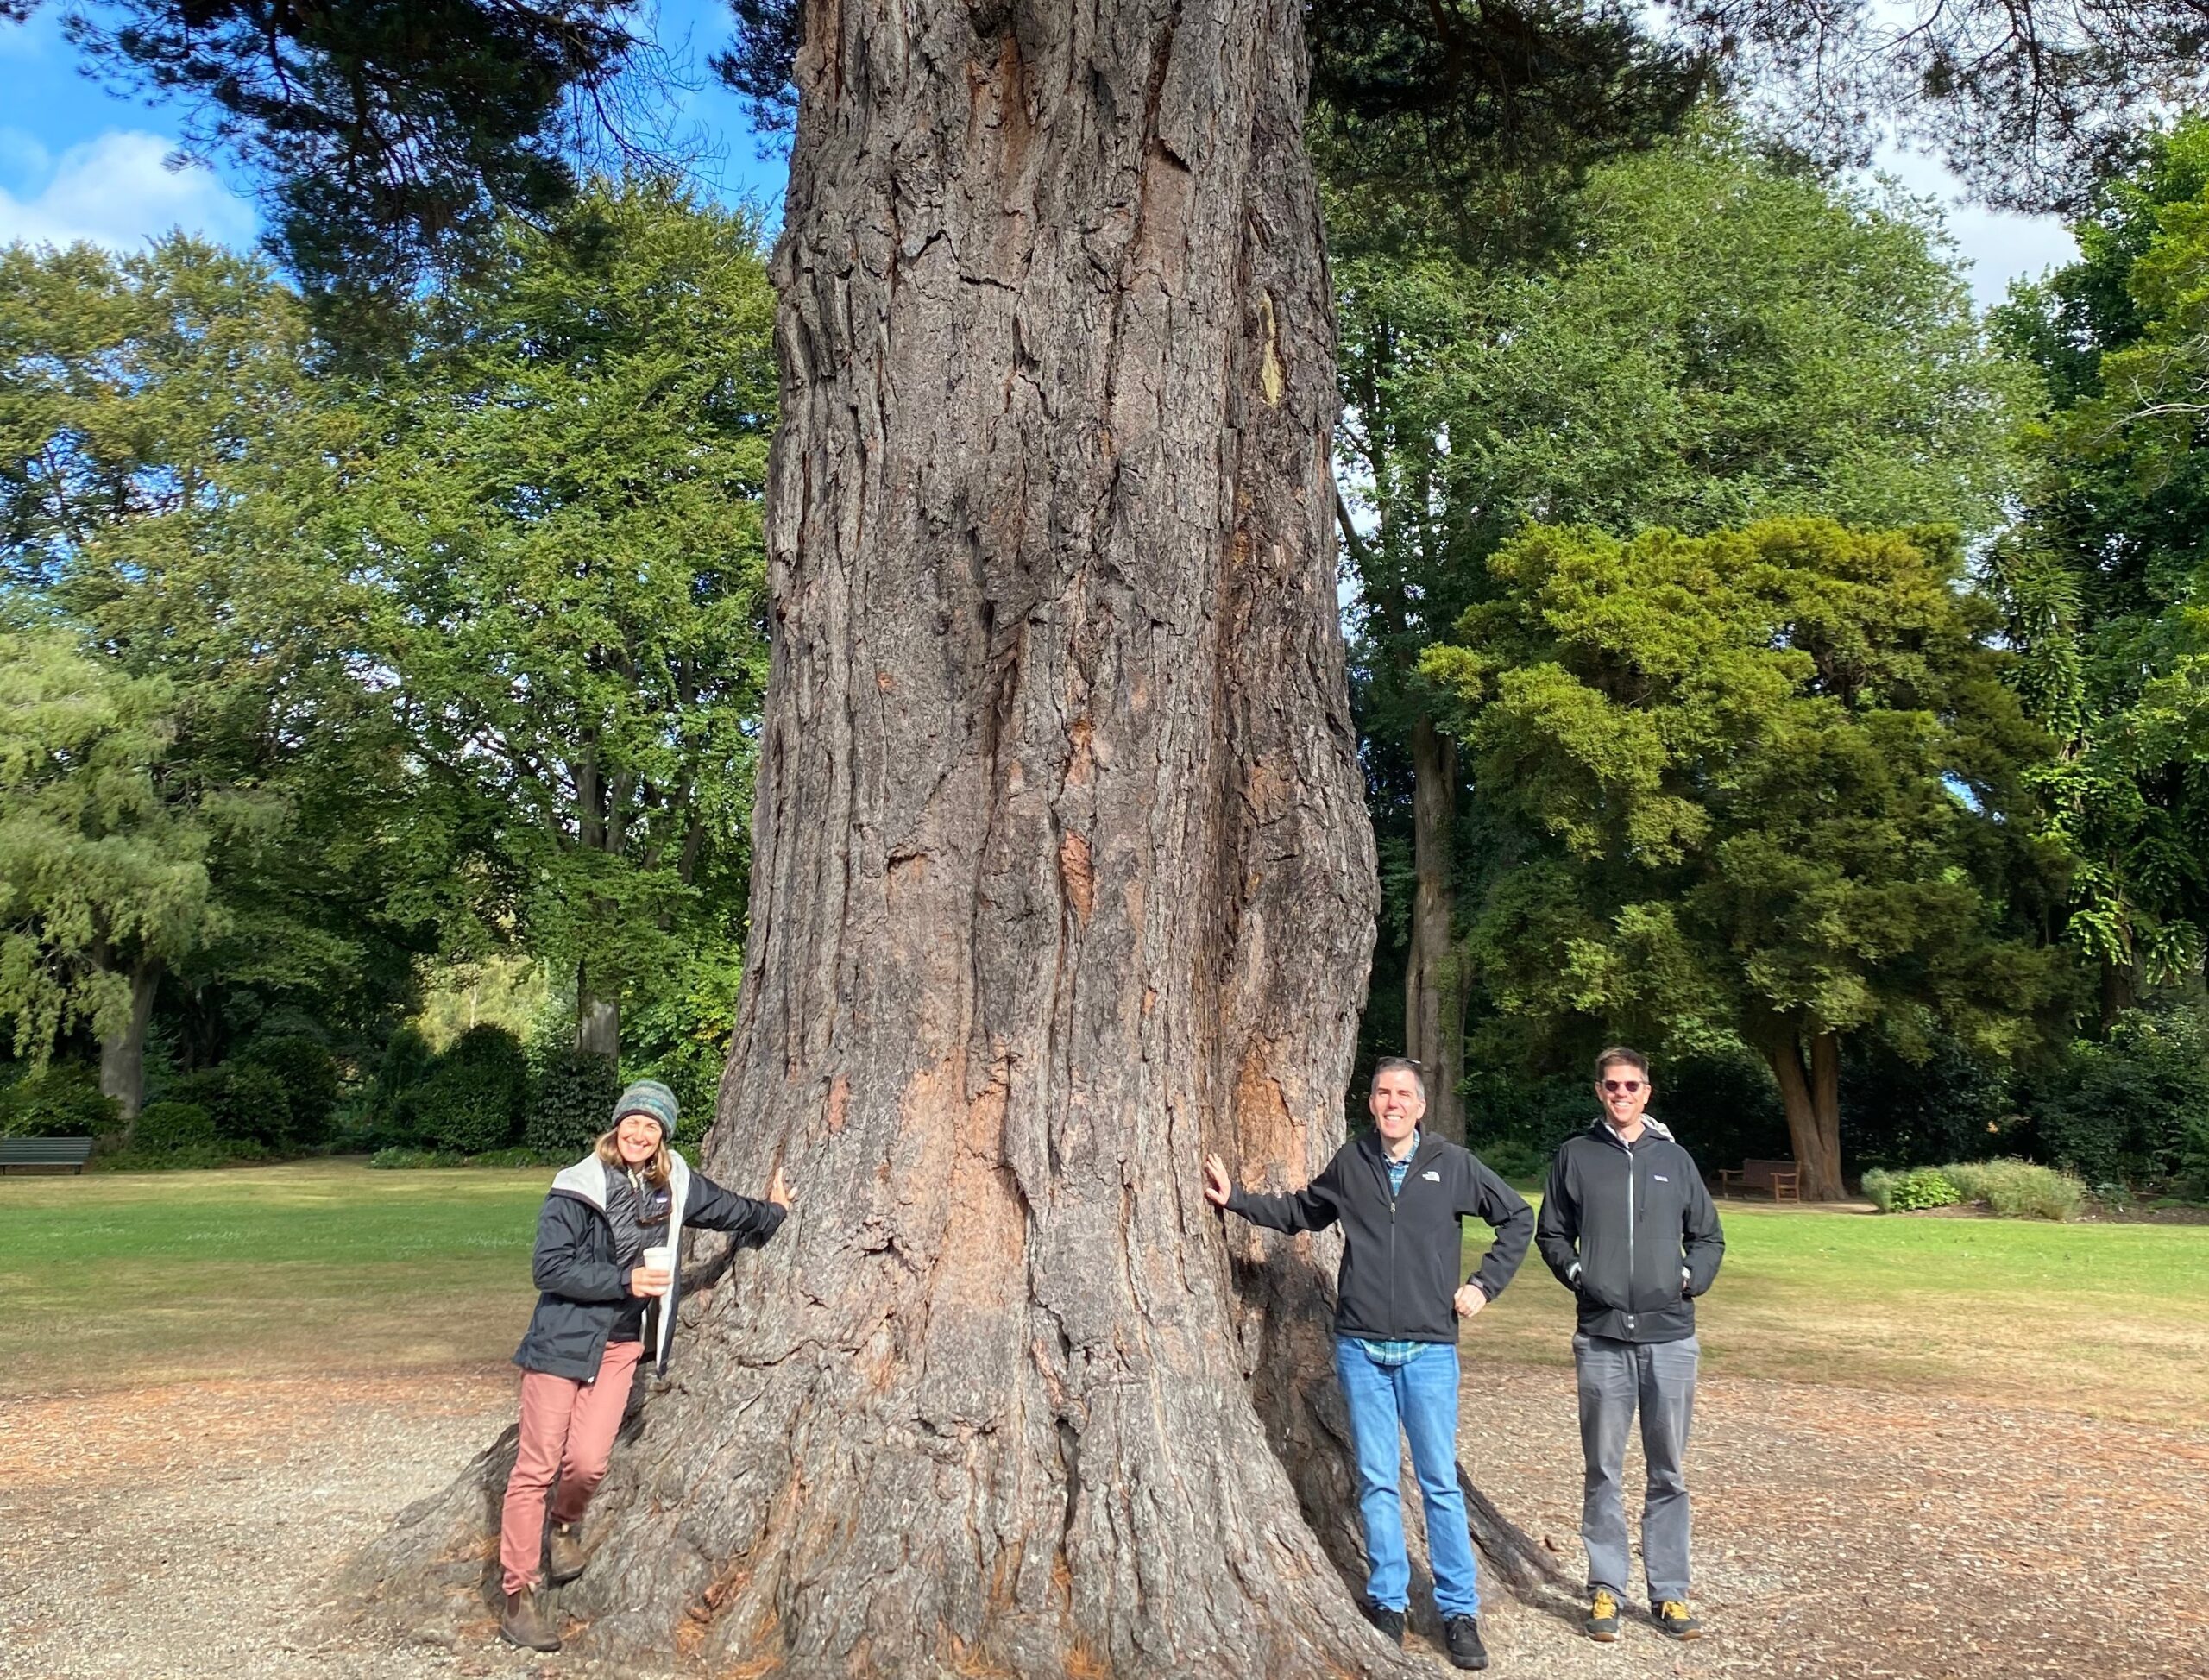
[595,1126,671,1189]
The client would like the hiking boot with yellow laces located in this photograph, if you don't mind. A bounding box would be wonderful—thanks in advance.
[1654,1599,1704,1640]
[1585,1588,1621,1642]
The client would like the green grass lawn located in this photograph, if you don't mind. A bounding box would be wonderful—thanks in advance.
[1469,1199,2209,1427]
[3,1161,2204,1426]
[0,1159,547,1397]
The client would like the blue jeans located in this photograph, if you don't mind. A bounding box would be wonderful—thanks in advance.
[1333,1337,1480,1617]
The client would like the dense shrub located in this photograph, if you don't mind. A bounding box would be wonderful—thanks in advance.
[217,1061,297,1147]
[1944,1158,2084,1221]
[368,1146,466,1168]
[0,1061,123,1137]
[1841,1033,2017,1170]
[2031,1006,2209,1186]
[234,1033,340,1145]
[1885,1167,1962,1211]
[1865,1160,2083,1219]
[363,1025,437,1145]
[132,1100,217,1152]
[525,1045,620,1160]
[95,1138,266,1171]
[406,1024,528,1155]
[1473,1136,1549,1183]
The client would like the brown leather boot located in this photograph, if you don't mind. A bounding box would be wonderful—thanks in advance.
[546,1520,588,1585]
[500,1586,560,1652]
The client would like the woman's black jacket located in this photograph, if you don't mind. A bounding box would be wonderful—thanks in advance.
[513,1150,784,1381]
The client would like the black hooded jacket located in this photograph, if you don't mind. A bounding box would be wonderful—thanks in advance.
[1225,1131,1533,1343]
[1535,1117,1725,1343]
[513,1150,784,1381]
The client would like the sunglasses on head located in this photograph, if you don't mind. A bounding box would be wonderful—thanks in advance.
[1601,1079,1644,1093]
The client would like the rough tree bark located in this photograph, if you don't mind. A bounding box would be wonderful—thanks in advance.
[1762,1026,1847,1200]
[576,963,619,1059]
[337,3,1568,1672]
[1403,713,1464,1142]
[98,958,160,1122]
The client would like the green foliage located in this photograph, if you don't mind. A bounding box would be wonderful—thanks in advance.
[1944,1159,2086,1221]
[0,237,435,1096]
[2031,1005,2209,1186]
[218,1061,297,1148]
[525,1044,620,1160]
[368,1146,469,1169]
[131,1100,216,1152]
[1424,519,2067,1111]
[363,1026,437,1143]
[0,1060,122,1138]
[403,1023,528,1155]
[1842,1033,2020,1171]
[359,179,776,1059]
[95,1138,267,1171]
[1469,1136,1548,1184]
[1886,1168,1964,1211]
[0,632,219,1062]
[63,1,640,304]
[1992,121,2209,989]
[233,1033,340,1146]
[1866,1159,2085,1218]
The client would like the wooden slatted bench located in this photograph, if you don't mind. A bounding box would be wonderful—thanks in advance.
[0,1136,95,1174]
[1717,1157,1799,1201]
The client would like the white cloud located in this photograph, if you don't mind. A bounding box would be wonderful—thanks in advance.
[0,129,257,253]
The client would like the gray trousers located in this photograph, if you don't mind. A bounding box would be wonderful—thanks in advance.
[1573,1331,1698,1603]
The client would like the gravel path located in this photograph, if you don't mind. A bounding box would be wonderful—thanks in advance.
[3,1362,2200,1678]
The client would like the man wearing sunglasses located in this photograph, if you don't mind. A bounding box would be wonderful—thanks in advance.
[1536,1046,1725,1645]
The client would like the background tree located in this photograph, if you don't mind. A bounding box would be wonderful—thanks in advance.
[27,0,640,306]
[0,236,422,1113]
[360,178,776,1066]
[1994,119,2209,1017]
[1337,118,2030,1138]
[1422,518,2068,1197]
[0,631,217,1115]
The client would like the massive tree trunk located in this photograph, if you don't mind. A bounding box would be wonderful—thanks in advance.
[1402,712,1464,1142]
[98,958,160,1123]
[1761,1027,1847,1201]
[336,3,1543,1673]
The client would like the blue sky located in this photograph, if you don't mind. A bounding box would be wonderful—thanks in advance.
[0,1,785,250]
[0,3,2074,309]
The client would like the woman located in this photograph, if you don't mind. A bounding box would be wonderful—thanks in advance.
[498,1078,791,1653]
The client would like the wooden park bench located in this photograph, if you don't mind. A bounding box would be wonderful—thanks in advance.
[1717,1157,1799,1201]
[0,1136,95,1174]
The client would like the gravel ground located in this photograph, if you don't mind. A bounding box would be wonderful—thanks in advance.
[3,1362,2201,1678]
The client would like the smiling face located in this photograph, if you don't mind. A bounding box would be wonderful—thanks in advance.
[1368,1065,1426,1149]
[1595,1059,1651,1132]
[614,1113,664,1165]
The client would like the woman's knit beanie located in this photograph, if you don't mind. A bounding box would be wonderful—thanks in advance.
[611,1079,680,1138]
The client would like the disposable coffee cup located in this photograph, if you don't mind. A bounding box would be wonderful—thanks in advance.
[641,1243,674,1280]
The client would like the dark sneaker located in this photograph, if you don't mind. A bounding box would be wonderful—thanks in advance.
[546,1520,587,1585]
[500,1588,560,1652]
[1585,1587,1621,1642]
[1654,1599,1703,1640]
[1360,1598,1406,1646]
[1444,1614,1488,1671]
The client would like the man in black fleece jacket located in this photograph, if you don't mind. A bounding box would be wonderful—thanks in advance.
[1205,1057,1532,1671]
[1536,1046,1725,1645]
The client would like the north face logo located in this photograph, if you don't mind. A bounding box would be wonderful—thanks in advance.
[1422,1169,1441,1181]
